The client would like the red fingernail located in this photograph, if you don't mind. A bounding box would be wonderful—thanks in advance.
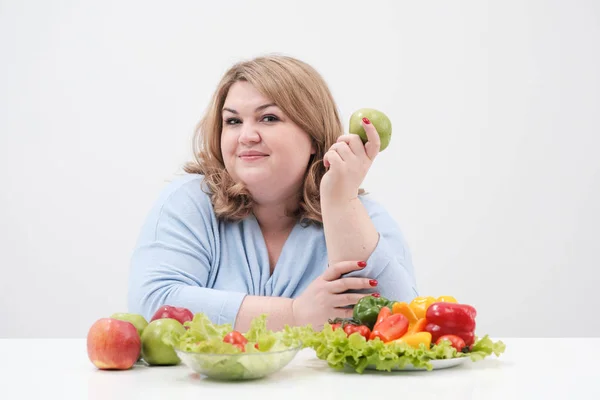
[372,292,380,298]
[357,261,367,268]
[362,117,371,124]
[369,279,378,287]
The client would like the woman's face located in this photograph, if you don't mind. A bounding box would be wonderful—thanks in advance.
[220,81,315,205]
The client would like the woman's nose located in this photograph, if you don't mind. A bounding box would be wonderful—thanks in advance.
[238,123,261,144]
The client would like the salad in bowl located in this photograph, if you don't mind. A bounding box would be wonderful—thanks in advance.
[163,313,302,380]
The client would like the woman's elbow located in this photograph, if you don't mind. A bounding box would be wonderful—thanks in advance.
[127,281,167,321]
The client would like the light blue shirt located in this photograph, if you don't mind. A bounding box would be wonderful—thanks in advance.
[128,174,418,325]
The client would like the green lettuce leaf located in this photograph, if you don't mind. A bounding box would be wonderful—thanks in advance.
[468,334,507,361]
[162,313,237,353]
[244,314,268,342]
[243,314,290,352]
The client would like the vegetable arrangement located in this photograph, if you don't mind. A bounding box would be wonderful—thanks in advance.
[156,295,505,376]
[293,295,506,373]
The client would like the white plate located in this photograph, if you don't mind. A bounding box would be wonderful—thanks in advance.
[365,357,469,371]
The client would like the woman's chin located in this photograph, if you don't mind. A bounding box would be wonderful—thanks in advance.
[236,172,270,188]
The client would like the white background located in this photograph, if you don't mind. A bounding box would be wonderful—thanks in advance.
[1,0,598,338]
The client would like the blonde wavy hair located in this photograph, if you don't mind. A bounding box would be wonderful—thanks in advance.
[184,54,347,224]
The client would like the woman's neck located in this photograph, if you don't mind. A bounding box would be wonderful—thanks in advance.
[252,199,298,234]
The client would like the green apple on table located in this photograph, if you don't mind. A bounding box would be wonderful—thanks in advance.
[141,318,186,366]
[110,313,148,336]
[349,108,393,151]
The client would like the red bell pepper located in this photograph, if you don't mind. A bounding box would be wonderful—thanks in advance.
[424,302,477,347]
[374,306,392,326]
[425,322,475,347]
[369,307,409,342]
[426,302,477,331]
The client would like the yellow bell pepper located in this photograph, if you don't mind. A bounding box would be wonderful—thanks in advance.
[393,332,432,349]
[409,296,436,319]
[436,296,458,303]
[407,317,428,334]
[391,301,418,324]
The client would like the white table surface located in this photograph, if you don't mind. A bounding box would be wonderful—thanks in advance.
[1,338,599,399]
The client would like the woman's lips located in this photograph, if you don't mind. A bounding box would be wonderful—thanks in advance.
[239,155,267,161]
[238,151,268,161]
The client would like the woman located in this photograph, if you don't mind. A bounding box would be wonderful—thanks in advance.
[128,55,418,331]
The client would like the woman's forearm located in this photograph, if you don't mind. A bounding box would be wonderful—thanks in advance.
[321,197,380,266]
[234,295,295,331]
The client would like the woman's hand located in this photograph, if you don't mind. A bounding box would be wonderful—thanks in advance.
[320,117,381,203]
[291,260,377,328]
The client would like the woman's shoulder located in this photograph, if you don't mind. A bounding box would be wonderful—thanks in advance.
[134,174,221,250]
[148,173,215,219]
[160,172,210,197]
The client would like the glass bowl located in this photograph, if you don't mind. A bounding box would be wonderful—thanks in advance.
[174,343,303,381]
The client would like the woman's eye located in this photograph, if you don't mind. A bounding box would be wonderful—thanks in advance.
[225,118,241,125]
[262,115,279,123]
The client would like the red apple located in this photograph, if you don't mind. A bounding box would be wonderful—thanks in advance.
[150,305,193,326]
[87,318,141,370]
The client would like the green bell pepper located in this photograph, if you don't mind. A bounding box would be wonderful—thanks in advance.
[352,295,395,329]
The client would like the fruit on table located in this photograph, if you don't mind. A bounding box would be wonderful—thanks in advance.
[110,313,148,337]
[110,313,148,361]
[87,318,141,370]
[352,295,395,329]
[141,318,186,365]
[150,305,193,326]
[348,108,392,151]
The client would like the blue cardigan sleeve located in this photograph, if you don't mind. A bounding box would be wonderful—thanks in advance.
[127,177,247,324]
[344,194,419,302]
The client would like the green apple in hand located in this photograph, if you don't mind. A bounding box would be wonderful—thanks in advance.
[349,108,392,151]
[110,313,148,337]
[141,318,186,366]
